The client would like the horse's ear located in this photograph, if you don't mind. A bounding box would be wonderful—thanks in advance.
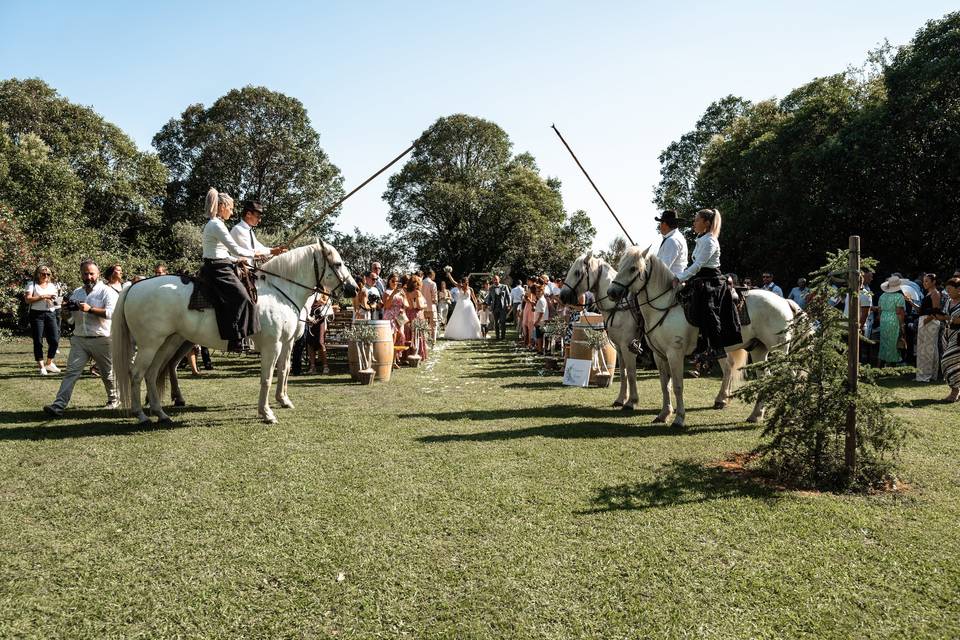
[584,249,593,259]
[640,245,651,258]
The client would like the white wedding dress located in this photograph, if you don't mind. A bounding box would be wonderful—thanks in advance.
[444,294,483,340]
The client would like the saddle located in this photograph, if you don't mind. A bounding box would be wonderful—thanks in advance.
[678,284,752,328]
[184,262,259,312]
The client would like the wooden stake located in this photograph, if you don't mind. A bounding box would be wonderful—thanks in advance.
[846,235,860,483]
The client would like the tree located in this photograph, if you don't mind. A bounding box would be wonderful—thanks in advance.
[0,78,167,255]
[153,86,344,238]
[653,95,751,218]
[596,235,629,269]
[330,228,412,277]
[384,114,594,278]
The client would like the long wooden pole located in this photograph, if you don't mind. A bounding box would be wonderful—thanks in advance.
[845,235,861,484]
[284,142,416,246]
[550,124,635,245]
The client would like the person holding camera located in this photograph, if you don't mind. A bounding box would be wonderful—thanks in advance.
[353,271,382,321]
[42,260,119,417]
[24,265,62,376]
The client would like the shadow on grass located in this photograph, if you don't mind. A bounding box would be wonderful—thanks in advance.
[0,406,214,441]
[579,459,780,513]
[417,420,755,443]
[402,403,646,421]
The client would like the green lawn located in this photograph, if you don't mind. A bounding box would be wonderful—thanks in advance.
[0,336,958,638]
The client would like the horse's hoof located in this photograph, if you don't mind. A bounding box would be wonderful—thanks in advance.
[279,400,295,409]
[136,417,151,426]
[746,416,761,424]
[621,404,634,412]
[612,401,623,408]
[261,414,278,425]
[173,399,186,407]
[670,418,686,429]
[158,417,174,426]
[652,414,670,424]
[712,401,727,410]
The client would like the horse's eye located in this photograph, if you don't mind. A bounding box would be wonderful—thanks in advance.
[335,263,342,269]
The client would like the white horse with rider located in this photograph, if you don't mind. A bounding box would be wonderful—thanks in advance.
[111,241,357,425]
[608,245,801,428]
[560,251,643,410]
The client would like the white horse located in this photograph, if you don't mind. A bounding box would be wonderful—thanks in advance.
[608,246,800,427]
[111,242,357,425]
[560,252,643,410]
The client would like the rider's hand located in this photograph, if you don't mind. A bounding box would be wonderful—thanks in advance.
[271,246,287,256]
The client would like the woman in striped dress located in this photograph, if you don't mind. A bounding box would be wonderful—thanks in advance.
[934,277,960,403]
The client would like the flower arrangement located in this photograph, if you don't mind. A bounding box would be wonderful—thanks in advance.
[343,323,378,377]
[583,328,611,374]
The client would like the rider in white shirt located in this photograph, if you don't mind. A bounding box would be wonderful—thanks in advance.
[655,209,688,277]
[230,201,276,267]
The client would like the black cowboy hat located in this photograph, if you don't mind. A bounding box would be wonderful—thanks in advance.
[654,209,679,225]
[241,200,264,215]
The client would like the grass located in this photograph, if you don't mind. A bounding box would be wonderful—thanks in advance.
[0,336,958,638]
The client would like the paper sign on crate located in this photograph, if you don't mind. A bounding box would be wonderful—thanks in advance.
[562,358,592,387]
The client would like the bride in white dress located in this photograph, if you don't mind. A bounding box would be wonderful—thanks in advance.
[444,275,483,340]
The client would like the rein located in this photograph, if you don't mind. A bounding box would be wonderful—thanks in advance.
[251,250,348,320]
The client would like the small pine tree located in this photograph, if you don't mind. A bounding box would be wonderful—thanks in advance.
[736,250,905,491]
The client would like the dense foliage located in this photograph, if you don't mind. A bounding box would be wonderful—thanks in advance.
[737,250,906,491]
[153,86,344,238]
[654,12,960,284]
[384,114,595,278]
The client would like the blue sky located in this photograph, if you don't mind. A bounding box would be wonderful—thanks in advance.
[1,1,955,252]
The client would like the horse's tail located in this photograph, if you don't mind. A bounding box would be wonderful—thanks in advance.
[111,286,134,414]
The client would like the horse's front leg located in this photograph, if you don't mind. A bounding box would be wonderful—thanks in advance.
[275,339,294,409]
[625,348,639,410]
[667,348,686,428]
[259,342,280,424]
[613,344,627,408]
[652,351,672,424]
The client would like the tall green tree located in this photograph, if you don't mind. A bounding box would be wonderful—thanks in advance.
[153,86,344,239]
[384,114,594,278]
[0,78,167,255]
[331,227,412,277]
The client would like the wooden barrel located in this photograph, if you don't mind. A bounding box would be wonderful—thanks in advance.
[347,320,394,382]
[569,313,618,386]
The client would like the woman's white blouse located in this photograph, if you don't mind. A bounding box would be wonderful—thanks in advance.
[26,281,60,311]
[202,218,256,260]
[678,233,721,282]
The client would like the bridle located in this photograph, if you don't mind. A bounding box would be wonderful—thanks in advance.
[610,259,680,354]
[252,245,351,319]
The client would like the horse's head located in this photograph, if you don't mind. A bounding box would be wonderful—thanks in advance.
[607,245,649,302]
[560,251,595,305]
[316,241,358,298]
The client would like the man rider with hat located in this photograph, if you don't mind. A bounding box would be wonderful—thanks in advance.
[656,209,687,277]
[231,200,278,267]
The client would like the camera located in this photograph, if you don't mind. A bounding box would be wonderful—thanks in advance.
[366,291,381,307]
[65,297,80,312]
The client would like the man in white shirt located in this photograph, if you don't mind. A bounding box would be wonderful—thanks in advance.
[761,272,784,297]
[510,280,524,325]
[533,286,550,352]
[655,210,688,277]
[230,201,276,266]
[371,262,386,297]
[43,260,119,417]
[422,268,438,340]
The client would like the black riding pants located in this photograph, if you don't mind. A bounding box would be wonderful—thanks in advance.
[200,259,260,341]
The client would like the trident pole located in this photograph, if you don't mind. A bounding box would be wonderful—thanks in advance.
[284,142,417,246]
[550,124,635,245]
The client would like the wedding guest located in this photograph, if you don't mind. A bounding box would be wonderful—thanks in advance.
[104,263,127,295]
[154,264,168,276]
[422,268,438,340]
[932,277,960,402]
[306,292,334,374]
[403,276,428,360]
[522,279,537,348]
[878,275,907,365]
[761,272,784,297]
[533,284,550,353]
[382,273,407,366]
[436,281,452,331]
[24,265,61,375]
[479,302,491,338]
[370,261,385,296]
[916,273,943,382]
[353,271,380,321]
[510,279,524,325]
[787,278,810,309]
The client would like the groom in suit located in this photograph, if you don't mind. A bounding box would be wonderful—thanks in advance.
[485,275,511,340]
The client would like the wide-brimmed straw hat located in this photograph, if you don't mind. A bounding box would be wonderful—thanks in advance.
[880,275,905,293]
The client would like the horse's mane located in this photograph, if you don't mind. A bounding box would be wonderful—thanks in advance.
[259,243,318,281]
[643,250,675,294]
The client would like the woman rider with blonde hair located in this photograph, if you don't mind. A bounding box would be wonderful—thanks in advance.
[200,188,283,352]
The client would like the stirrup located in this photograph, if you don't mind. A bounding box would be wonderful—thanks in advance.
[628,339,643,355]
[226,339,245,354]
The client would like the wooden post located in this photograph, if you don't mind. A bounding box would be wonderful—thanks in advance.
[845,236,860,483]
